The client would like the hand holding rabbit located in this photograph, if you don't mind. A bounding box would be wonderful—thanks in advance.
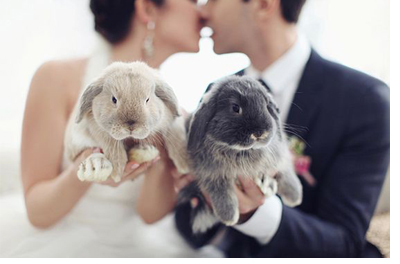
[174,171,272,224]
[178,76,303,233]
[63,61,189,184]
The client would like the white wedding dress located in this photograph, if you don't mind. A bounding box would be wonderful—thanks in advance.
[0,42,197,258]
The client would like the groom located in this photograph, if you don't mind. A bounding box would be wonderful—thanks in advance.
[174,0,389,258]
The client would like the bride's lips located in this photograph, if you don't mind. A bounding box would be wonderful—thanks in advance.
[197,23,203,33]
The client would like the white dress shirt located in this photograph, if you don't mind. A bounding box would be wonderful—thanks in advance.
[233,34,312,245]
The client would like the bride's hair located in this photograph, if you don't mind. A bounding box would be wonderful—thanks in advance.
[90,0,164,44]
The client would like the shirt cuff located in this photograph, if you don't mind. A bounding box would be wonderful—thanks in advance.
[233,195,282,245]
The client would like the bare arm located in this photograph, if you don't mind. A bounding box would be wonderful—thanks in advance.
[22,61,158,228]
[21,61,94,228]
[136,147,177,224]
[136,107,194,224]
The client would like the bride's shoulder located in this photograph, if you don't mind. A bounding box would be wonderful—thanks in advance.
[31,58,88,91]
[29,58,89,111]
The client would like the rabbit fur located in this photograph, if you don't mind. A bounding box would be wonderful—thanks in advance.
[179,75,302,233]
[63,61,189,183]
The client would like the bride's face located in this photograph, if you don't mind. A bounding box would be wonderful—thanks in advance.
[154,0,202,53]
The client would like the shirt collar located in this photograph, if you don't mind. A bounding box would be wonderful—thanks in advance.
[245,34,311,95]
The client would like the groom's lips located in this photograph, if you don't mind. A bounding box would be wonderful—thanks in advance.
[209,28,215,39]
[210,32,216,40]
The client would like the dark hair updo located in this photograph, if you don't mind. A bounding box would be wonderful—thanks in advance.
[90,0,165,44]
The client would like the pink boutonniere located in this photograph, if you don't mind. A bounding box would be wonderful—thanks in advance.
[289,136,316,187]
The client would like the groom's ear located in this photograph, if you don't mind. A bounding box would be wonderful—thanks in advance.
[254,0,280,21]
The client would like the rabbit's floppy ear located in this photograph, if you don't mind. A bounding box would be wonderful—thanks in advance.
[259,88,280,121]
[267,98,280,121]
[76,78,104,123]
[155,79,180,118]
[187,85,219,152]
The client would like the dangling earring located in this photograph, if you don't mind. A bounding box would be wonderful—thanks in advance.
[143,21,155,58]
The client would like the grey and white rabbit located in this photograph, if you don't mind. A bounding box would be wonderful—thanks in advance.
[63,61,189,183]
[179,75,302,233]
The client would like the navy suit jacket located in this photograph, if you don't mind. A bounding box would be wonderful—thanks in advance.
[174,50,390,257]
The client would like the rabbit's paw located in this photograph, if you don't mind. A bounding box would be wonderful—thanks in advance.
[128,145,159,164]
[111,174,121,183]
[255,175,277,198]
[219,207,240,226]
[174,156,190,175]
[77,153,113,182]
[214,201,239,226]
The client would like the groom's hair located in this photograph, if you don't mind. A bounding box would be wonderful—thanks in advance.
[90,0,164,44]
[242,0,307,23]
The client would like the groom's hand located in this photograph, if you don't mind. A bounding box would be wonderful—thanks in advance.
[186,175,267,225]
[172,170,269,225]
[235,175,266,224]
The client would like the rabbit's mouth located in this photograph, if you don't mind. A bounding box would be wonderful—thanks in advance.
[123,137,153,152]
[110,126,150,141]
[122,131,161,151]
[210,132,272,151]
[123,137,139,151]
[250,131,270,141]
[212,137,256,151]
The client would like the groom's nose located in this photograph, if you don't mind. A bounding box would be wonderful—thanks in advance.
[198,2,210,21]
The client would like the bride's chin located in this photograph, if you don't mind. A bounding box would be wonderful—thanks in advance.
[179,46,199,53]
[180,39,200,53]
[190,45,200,53]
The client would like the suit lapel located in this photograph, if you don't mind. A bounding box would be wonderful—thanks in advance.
[236,51,325,141]
[285,50,326,141]
[235,69,245,76]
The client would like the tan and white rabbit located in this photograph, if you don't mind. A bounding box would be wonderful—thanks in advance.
[63,61,189,183]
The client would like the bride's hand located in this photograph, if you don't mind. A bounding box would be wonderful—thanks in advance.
[171,168,195,193]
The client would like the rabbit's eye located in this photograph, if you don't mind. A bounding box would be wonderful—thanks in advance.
[146,98,150,103]
[112,96,117,104]
[232,103,241,114]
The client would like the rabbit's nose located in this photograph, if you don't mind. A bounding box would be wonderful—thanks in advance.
[252,131,269,140]
[126,120,136,126]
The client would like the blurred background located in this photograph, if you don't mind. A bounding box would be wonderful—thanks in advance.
[0,0,390,256]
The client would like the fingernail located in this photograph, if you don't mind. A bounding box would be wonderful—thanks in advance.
[152,156,161,164]
[244,177,253,186]
[190,198,198,208]
[93,147,101,153]
[131,163,140,170]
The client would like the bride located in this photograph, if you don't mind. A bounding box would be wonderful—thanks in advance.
[1,0,202,257]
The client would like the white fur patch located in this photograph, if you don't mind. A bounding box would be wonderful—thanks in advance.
[128,145,159,164]
[192,208,220,234]
[255,176,278,197]
[77,153,113,182]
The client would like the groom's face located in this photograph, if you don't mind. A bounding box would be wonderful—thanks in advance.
[200,0,253,54]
